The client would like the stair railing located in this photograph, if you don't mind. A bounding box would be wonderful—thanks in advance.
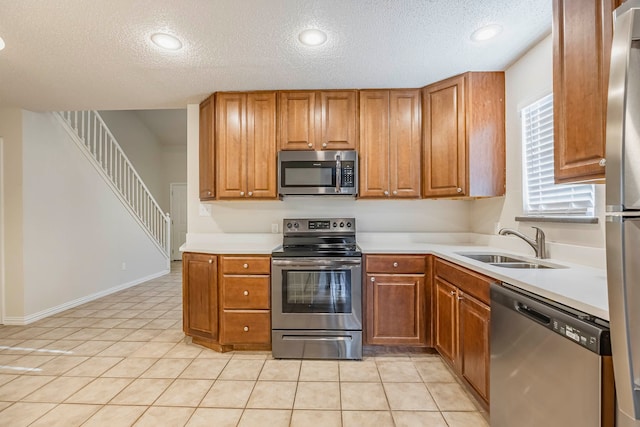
[55,111,171,259]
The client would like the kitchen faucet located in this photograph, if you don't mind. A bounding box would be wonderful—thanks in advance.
[498,227,547,259]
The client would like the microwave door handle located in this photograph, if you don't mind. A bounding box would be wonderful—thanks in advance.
[336,155,341,193]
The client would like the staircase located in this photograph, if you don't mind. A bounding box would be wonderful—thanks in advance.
[55,111,171,259]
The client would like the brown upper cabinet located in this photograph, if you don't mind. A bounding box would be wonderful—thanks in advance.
[199,95,215,200]
[422,72,505,198]
[359,90,422,198]
[216,92,278,200]
[279,90,357,151]
[552,0,621,183]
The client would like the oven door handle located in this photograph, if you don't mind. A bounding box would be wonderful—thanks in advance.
[272,258,361,267]
[282,335,353,342]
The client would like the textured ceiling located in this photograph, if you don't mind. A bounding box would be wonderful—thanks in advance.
[0,0,551,111]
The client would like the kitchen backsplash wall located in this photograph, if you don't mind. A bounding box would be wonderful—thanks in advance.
[189,197,472,234]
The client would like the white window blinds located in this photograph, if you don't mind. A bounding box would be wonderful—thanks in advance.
[521,94,595,216]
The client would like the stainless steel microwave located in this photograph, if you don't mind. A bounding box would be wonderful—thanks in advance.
[278,150,358,196]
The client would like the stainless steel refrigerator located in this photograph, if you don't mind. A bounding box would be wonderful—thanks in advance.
[606,2,640,426]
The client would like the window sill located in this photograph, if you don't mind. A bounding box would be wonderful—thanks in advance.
[515,216,598,224]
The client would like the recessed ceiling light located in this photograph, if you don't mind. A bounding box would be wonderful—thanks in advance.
[150,33,183,50]
[470,24,503,42]
[298,29,327,46]
[0,36,5,51]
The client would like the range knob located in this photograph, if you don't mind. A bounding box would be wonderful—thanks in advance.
[340,222,344,227]
[293,222,299,228]
[286,222,292,229]
[346,222,352,228]
[333,222,337,228]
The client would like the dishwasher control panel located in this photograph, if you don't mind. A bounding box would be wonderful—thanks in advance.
[552,319,600,353]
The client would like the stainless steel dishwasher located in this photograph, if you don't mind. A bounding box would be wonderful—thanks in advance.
[490,283,614,427]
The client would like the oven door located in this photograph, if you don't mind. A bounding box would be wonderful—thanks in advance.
[271,257,362,331]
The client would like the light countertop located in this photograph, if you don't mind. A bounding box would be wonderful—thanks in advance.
[181,232,609,321]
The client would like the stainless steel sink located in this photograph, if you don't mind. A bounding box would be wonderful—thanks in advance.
[489,262,552,269]
[460,254,525,263]
[456,252,566,269]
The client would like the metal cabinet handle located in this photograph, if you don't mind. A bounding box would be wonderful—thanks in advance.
[392,190,398,195]
[456,188,462,193]
[383,190,389,196]
[248,192,253,196]
[243,263,248,268]
[599,158,606,167]
[207,191,211,196]
[208,259,213,264]
[393,262,398,267]
[322,143,327,148]
[450,290,455,295]
[307,143,313,148]
[371,277,375,282]
[243,326,249,332]
[243,290,249,296]
[240,191,245,196]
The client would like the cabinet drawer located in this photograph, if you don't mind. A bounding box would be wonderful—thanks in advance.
[366,255,426,273]
[220,256,271,274]
[221,311,271,345]
[434,258,492,305]
[223,276,270,309]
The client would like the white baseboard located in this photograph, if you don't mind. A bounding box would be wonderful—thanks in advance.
[2,269,170,325]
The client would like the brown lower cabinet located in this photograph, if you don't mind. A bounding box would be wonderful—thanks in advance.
[183,252,218,341]
[434,257,492,405]
[182,252,271,352]
[365,255,430,346]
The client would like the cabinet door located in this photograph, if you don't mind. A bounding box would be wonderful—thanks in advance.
[366,273,426,345]
[199,96,215,200]
[390,90,421,198]
[423,75,466,197]
[459,291,490,402]
[319,91,357,150]
[182,253,218,340]
[216,93,247,198]
[246,92,277,199]
[279,91,316,150]
[359,91,390,198]
[553,0,620,183]
[434,277,458,365]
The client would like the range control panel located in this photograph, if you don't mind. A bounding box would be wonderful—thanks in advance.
[283,218,355,234]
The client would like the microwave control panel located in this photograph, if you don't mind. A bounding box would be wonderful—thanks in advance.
[342,162,355,187]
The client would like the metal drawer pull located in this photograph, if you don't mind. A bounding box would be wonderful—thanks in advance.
[371,277,375,282]
[243,263,248,268]
[450,290,456,295]
[208,259,213,264]
[243,326,249,332]
[243,290,249,296]
[393,262,398,267]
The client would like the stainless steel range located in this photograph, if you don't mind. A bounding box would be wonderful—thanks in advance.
[271,218,362,360]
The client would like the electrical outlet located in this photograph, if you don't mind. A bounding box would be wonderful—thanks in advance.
[271,223,279,233]
[199,204,212,217]
[121,262,127,270]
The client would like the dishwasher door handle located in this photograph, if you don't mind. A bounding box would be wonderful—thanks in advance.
[516,302,551,326]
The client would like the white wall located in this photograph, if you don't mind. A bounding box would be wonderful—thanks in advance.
[0,108,25,320]
[471,35,606,251]
[185,105,472,234]
[13,111,168,322]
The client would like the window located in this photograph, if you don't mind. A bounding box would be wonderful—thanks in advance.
[521,94,595,216]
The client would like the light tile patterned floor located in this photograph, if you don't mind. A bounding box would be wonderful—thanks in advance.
[0,262,489,426]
